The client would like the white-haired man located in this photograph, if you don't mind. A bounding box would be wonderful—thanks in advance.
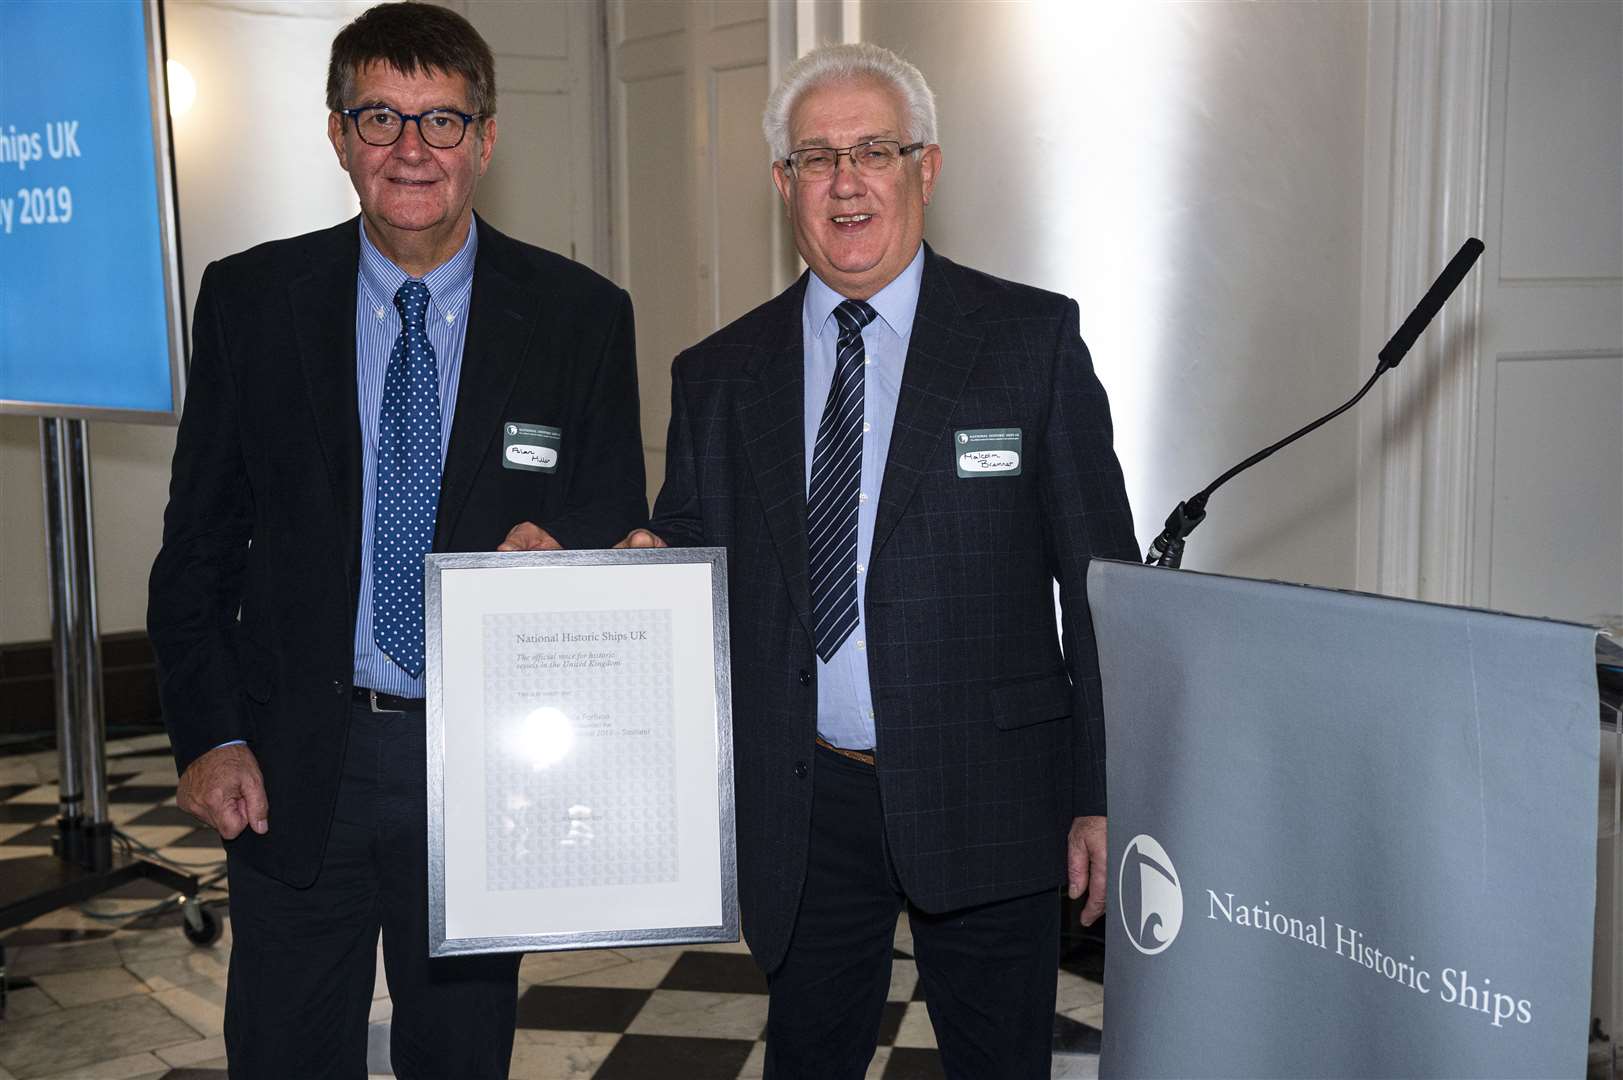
[621,43,1137,1076]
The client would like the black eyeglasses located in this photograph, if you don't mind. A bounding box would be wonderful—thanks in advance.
[339,106,484,149]
[782,140,926,180]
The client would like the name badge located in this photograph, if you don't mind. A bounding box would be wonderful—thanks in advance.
[954,427,1022,477]
[502,422,562,473]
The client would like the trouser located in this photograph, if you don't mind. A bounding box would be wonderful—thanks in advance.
[763,744,1059,1079]
[223,702,520,1079]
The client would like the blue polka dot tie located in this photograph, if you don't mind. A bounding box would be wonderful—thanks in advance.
[807,299,877,662]
[372,279,440,678]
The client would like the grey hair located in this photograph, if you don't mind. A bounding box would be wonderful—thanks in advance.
[762,43,937,162]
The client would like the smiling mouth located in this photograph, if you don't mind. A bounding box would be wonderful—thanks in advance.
[388,178,438,186]
[832,213,872,228]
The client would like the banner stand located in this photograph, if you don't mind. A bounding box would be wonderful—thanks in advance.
[0,419,213,1019]
[41,417,109,868]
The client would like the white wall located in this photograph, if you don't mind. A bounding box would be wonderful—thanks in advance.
[8,1,1612,644]
[860,0,1370,588]
[1,1,369,644]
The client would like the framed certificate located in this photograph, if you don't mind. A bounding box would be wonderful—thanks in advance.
[424,548,736,956]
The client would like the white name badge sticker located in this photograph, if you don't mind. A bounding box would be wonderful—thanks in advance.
[954,427,1022,477]
[502,422,562,474]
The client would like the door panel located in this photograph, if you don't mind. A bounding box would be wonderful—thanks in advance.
[609,0,778,506]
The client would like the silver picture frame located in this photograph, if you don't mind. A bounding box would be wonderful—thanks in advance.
[424,547,737,956]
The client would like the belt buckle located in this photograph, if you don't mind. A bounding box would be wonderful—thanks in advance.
[368,689,388,714]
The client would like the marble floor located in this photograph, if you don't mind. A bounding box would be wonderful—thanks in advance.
[0,735,1105,1079]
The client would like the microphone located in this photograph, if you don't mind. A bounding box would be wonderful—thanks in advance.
[1377,237,1485,371]
[1145,237,1485,568]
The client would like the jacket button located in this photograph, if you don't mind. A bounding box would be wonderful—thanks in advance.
[798,670,811,686]
[332,680,345,695]
[793,761,807,778]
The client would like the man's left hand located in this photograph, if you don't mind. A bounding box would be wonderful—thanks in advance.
[497,522,562,551]
[1067,815,1108,926]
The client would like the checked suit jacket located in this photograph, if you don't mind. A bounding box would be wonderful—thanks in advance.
[148,216,646,888]
[648,244,1138,973]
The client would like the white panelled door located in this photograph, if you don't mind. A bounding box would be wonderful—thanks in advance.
[1471,0,1623,623]
[608,0,782,506]
[450,0,608,272]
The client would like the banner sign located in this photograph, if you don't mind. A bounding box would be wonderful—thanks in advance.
[1088,560,1598,1078]
[0,0,185,421]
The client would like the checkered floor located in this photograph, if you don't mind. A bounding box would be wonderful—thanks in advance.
[0,735,1105,1079]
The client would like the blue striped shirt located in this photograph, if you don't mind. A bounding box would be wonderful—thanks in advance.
[803,245,923,750]
[352,218,478,696]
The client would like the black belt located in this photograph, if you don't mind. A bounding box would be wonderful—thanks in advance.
[352,687,426,713]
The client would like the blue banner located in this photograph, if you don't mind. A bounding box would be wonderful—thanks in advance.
[0,0,180,418]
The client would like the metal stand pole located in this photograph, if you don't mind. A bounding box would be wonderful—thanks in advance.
[37,417,112,871]
[66,420,110,849]
[40,418,86,863]
[1608,698,1621,1080]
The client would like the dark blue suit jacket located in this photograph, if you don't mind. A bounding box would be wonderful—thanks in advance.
[148,216,646,887]
[649,245,1137,972]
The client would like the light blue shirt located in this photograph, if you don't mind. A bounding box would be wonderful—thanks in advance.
[803,245,924,750]
[216,220,478,749]
[352,217,478,696]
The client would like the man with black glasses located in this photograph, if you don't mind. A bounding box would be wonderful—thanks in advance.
[148,4,644,1075]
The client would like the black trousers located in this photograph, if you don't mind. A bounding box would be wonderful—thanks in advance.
[763,745,1059,1080]
[223,703,520,1079]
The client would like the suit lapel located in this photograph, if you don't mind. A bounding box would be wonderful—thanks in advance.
[289,223,363,590]
[737,278,815,639]
[434,222,539,546]
[871,248,983,563]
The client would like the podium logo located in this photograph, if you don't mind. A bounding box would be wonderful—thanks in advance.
[1120,834,1182,955]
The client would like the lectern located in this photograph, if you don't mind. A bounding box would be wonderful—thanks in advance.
[1088,560,1600,1078]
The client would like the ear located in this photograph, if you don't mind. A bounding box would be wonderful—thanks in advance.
[918,144,941,206]
[328,112,350,172]
[476,115,498,175]
[771,161,794,211]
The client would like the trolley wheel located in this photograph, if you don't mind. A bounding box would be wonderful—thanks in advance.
[181,899,222,947]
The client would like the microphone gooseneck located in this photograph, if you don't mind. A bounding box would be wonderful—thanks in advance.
[1144,238,1486,569]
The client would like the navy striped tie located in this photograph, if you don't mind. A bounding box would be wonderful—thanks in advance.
[808,299,877,662]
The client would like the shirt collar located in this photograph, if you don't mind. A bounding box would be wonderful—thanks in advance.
[805,243,925,343]
[357,216,479,322]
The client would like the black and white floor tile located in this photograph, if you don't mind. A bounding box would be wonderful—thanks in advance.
[0,736,1104,1079]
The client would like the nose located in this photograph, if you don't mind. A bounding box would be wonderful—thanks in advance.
[829,151,865,196]
[391,118,431,161]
